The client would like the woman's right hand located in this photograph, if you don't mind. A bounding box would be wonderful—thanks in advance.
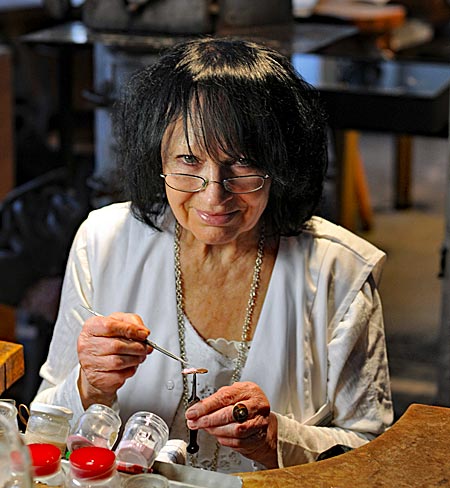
[77,312,151,408]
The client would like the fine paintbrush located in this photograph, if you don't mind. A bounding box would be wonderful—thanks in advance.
[80,304,189,366]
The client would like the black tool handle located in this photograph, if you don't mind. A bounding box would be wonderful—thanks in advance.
[186,372,200,454]
[187,429,199,454]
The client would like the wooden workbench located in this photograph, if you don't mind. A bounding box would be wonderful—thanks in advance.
[239,403,450,487]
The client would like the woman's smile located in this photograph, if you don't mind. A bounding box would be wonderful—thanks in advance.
[196,209,239,226]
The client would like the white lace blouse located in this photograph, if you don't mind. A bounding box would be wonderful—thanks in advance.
[170,318,253,473]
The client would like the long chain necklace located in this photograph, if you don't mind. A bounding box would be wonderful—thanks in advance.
[174,221,265,471]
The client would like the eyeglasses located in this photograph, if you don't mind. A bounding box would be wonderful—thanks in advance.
[160,173,270,194]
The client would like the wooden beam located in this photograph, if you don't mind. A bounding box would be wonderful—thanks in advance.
[394,134,413,209]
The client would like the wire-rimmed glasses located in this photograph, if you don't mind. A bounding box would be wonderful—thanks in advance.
[160,173,270,194]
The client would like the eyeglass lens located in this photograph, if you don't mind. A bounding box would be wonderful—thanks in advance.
[162,174,267,194]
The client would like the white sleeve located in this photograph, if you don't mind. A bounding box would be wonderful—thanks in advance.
[33,221,93,425]
[276,279,393,467]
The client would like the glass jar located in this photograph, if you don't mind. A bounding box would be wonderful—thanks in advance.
[155,439,186,465]
[0,415,33,488]
[68,447,120,488]
[122,474,169,488]
[115,412,169,474]
[28,443,64,488]
[24,403,73,456]
[0,400,19,430]
[67,404,121,453]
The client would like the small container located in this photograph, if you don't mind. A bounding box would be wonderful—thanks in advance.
[28,443,64,488]
[0,415,33,488]
[67,404,121,452]
[24,403,73,456]
[155,439,187,465]
[68,447,120,488]
[0,399,19,429]
[122,473,169,488]
[115,412,169,474]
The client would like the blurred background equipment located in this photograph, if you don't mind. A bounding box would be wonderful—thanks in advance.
[82,0,292,34]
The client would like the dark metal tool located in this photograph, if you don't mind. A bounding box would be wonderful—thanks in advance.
[187,372,200,454]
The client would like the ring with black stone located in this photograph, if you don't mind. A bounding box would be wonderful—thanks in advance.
[232,402,249,423]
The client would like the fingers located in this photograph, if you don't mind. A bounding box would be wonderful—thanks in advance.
[201,414,267,439]
[84,312,149,342]
[185,381,270,428]
[185,382,271,446]
[186,392,273,459]
[186,382,269,422]
[203,409,278,469]
[78,315,151,363]
[79,336,148,370]
[186,401,263,433]
[77,311,152,407]
[214,424,268,450]
[186,382,247,418]
[185,382,278,467]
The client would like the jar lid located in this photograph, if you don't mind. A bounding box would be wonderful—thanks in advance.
[69,447,116,480]
[29,402,73,419]
[28,443,61,476]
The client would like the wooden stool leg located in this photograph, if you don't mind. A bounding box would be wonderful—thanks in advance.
[334,129,358,230]
[334,129,373,231]
[354,146,374,231]
[395,134,413,209]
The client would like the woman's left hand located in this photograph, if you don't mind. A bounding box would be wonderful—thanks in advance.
[185,381,278,468]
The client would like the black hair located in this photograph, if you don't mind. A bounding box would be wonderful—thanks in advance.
[114,37,328,236]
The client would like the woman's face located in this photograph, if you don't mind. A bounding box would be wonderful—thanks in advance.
[161,117,271,246]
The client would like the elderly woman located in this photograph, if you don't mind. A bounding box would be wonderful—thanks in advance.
[34,37,392,473]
